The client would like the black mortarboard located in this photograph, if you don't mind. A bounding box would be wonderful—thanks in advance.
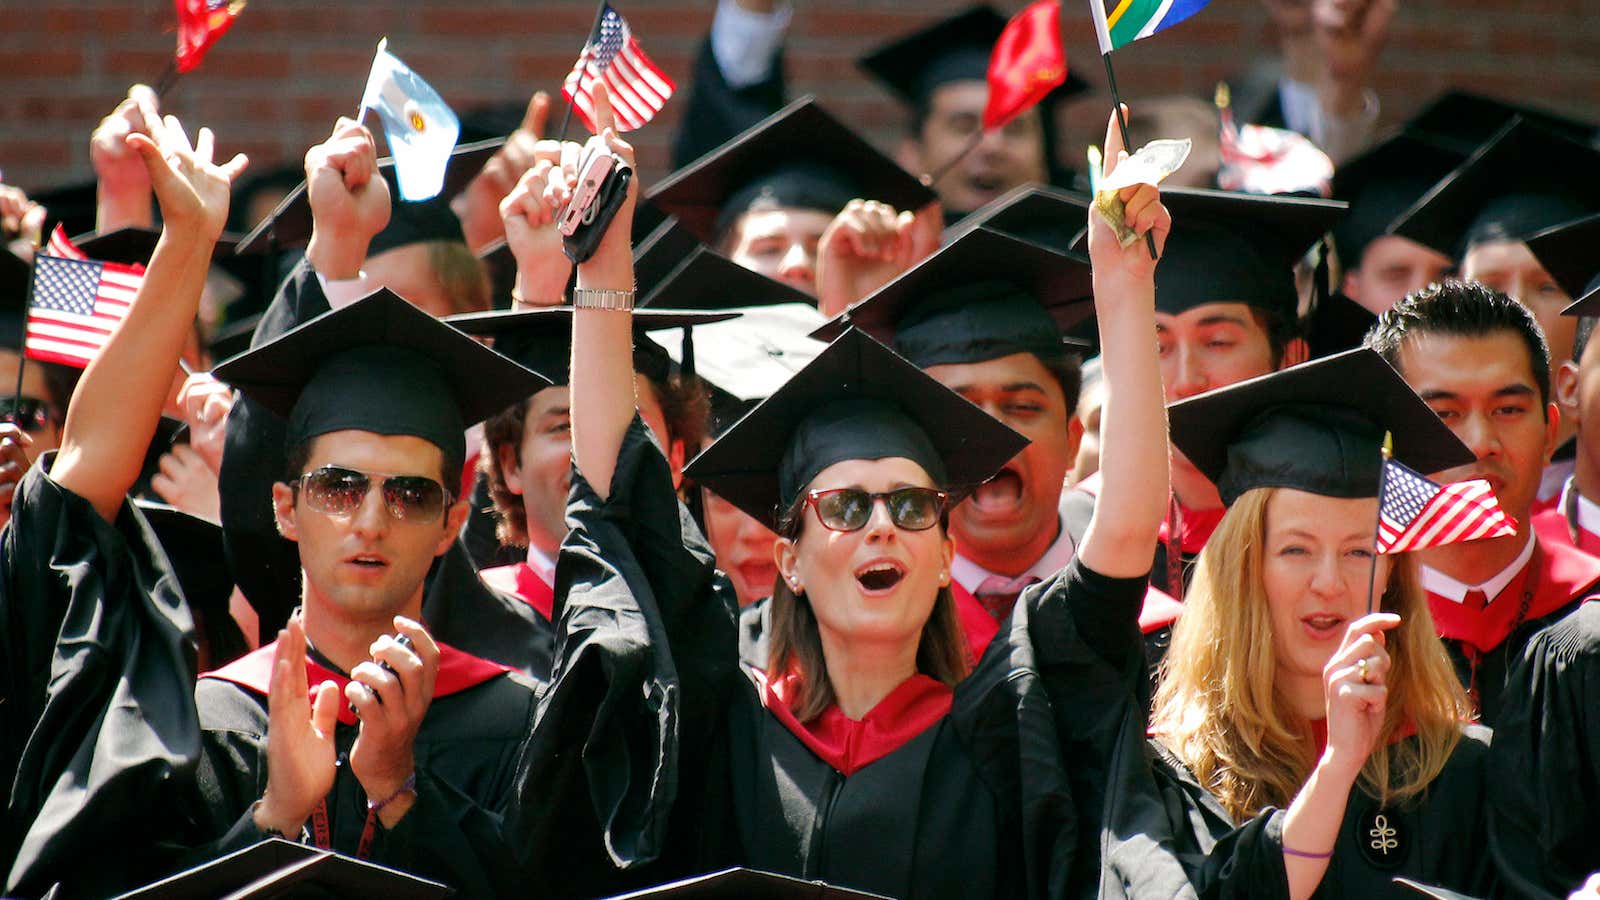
[942,184,1092,254]
[640,245,817,311]
[815,227,1092,368]
[234,138,502,255]
[0,250,30,348]
[113,837,450,899]
[70,226,241,264]
[685,328,1029,529]
[646,98,936,245]
[1390,119,1600,258]
[633,218,704,299]
[1166,348,1474,505]
[445,306,735,387]
[1328,132,1466,269]
[1392,877,1482,900]
[213,289,547,479]
[1525,214,1600,310]
[858,5,1090,111]
[1404,90,1598,157]
[1304,291,1377,360]
[27,178,98,243]
[1118,188,1346,318]
[207,312,261,363]
[476,239,517,308]
[605,867,892,899]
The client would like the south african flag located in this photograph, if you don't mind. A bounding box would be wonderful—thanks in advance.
[1090,0,1210,53]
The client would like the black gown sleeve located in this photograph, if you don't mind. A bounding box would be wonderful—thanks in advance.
[1489,601,1600,899]
[1,461,202,900]
[510,416,740,895]
[669,35,787,171]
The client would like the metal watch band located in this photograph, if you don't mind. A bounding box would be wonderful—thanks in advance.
[571,287,635,310]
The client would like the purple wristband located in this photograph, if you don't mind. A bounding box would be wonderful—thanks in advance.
[367,772,417,812]
[1282,845,1335,860]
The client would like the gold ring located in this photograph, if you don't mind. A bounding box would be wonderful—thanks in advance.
[1357,657,1371,683]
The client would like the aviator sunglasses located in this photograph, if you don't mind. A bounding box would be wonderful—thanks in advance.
[295,465,455,523]
[802,486,948,533]
[1,395,62,433]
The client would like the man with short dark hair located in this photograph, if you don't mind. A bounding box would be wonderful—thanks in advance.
[1367,279,1600,725]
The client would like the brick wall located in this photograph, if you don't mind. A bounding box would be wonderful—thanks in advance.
[2,0,1597,196]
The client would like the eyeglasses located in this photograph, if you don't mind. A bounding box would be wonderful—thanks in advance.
[802,487,948,533]
[1,395,60,433]
[295,465,455,523]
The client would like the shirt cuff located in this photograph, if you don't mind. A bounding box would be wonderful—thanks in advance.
[710,0,792,89]
[315,269,375,310]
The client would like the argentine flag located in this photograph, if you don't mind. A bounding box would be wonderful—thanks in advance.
[1090,0,1210,54]
[358,38,460,201]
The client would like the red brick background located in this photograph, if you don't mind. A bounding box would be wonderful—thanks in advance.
[2,0,1597,195]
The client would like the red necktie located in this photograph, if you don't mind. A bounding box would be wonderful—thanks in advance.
[973,574,1041,621]
[1462,589,1489,612]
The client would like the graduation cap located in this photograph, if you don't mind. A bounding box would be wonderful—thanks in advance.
[640,245,817,311]
[1404,90,1598,157]
[26,178,99,243]
[858,4,1090,112]
[604,867,892,899]
[207,312,262,363]
[816,227,1092,368]
[1328,132,1466,269]
[234,137,502,255]
[1304,291,1377,360]
[1166,347,1475,505]
[112,837,450,899]
[1523,214,1600,317]
[475,239,518,308]
[633,218,705,300]
[1090,187,1346,318]
[444,306,737,387]
[942,184,1092,254]
[212,288,548,477]
[1389,119,1600,258]
[685,328,1029,529]
[1391,877,1483,900]
[646,97,936,245]
[70,226,242,264]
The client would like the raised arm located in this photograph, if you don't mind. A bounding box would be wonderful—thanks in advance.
[568,84,641,501]
[1075,107,1171,579]
[51,106,247,522]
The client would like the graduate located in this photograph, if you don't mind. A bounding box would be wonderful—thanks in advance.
[858,4,1090,218]
[1367,280,1600,725]
[647,97,938,312]
[1062,188,1346,598]
[0,249,78,481]
[1148,349,1495,899]
[513,88,1173,898]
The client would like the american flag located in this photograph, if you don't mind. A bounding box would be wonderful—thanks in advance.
[1376,458,1517,554]
[561,4,675,133]
[25,227,143,369]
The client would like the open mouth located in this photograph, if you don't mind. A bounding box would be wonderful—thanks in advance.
[970,467,1024,513]
[855,560,906,593]
[967,174,1004,194]
[346,554,389,570]
[1301,613,1346,639]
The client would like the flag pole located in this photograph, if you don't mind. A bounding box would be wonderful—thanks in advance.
[1365,431,1394,615]
[153,60,179,99]
[924,130,986,188]
[9,263,35,427]
[558,0,611,141]
[1098,52,1159,261]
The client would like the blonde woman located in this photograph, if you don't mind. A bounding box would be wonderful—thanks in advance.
[1150,349,1496,899]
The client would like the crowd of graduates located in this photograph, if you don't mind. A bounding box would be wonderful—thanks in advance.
[3,1,1600,898]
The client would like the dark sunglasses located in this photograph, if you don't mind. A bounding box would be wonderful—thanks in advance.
[803,486,948,533]
[295,465,454,523]
[1,395,60,433]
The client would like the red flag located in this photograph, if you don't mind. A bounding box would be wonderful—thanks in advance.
[983,0,1068,131]
[175,0,246,75]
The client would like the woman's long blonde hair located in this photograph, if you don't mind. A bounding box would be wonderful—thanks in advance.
[1150,487,1472,821]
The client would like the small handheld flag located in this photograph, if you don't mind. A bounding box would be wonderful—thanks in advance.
[358,38,461,202]
[24,226,144,369]
[1377,458,1518,554]
[1089,0,1210,55]
[983,1,1068,131]
[561,3,675,135]
[175,0,246,74]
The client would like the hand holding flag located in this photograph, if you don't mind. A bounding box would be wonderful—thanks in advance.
[358,39,460,202]
[561,4,675,135]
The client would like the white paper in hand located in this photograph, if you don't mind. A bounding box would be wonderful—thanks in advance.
[1093,138,1192,247]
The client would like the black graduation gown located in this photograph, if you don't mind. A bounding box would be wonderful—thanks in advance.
[669,34,788,171]
[1143,728,1496,899]
[181,651,538,898]
[216,260,555,679]
[1488,600,1600,898]
[513,417,1156,899]
[1,462,202,899]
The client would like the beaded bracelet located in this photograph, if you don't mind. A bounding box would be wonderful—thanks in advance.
[367,772,418,813]
[1282,845,1335,859]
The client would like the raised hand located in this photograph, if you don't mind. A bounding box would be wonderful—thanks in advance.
[501,141,575,307]
[1322,612,1400,776]
[457,91,552,252]
[1313,0,1394,91]
[125,104,249,245]
[346,616,438,826]
[176,372,233,473]
[151,444,222,519]
[0,184,45,249]
[0,424,33,532]
[1086,105,1171,288]
[91,84,160,230]
[571,82,637,277]
[255,616,341,836]
[814,199,939,317]
[303,118,392,279]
